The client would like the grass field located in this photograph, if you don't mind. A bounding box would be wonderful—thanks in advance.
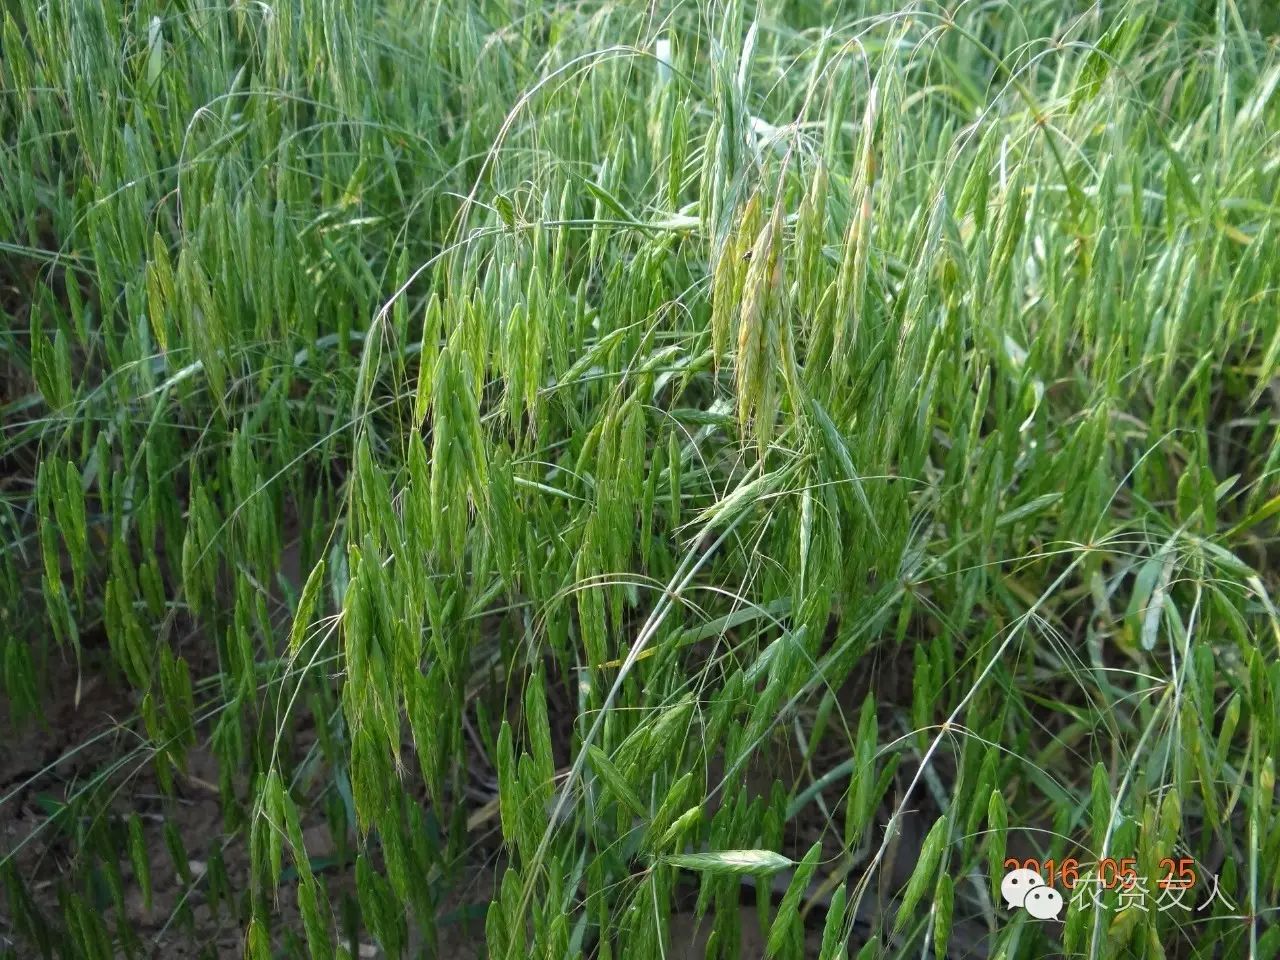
[2,0,1280,957]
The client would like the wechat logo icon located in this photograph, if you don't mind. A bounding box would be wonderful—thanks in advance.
[1001,867,1063,920]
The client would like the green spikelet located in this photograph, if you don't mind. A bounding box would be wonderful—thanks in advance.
[766,841,821,957]
[711,192,760,368]
[894,815,948,935]
[818,885,849,960]
[736,201,784,452]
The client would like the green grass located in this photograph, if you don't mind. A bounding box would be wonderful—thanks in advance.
[2,0,1280,957]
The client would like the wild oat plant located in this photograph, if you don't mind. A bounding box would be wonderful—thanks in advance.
[1,0,1279,957]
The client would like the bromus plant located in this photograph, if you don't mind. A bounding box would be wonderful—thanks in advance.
[2,0,1280,957]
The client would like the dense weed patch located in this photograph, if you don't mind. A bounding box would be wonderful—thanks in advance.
[2,1,1279,957]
